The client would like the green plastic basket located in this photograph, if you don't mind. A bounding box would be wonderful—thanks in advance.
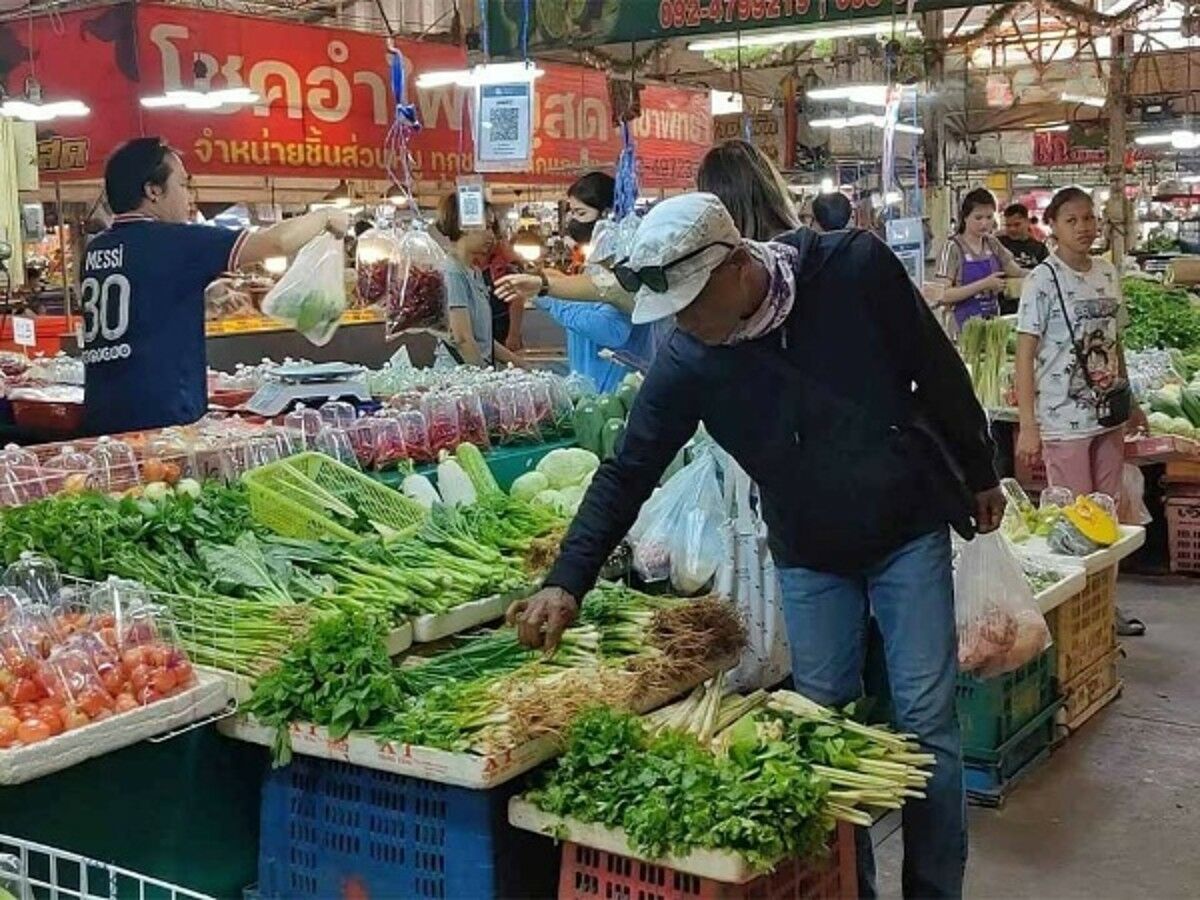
[956,646,1057,756]
[243,452,427,541]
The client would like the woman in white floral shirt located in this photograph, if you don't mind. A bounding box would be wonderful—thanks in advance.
[1015,186,1148,633]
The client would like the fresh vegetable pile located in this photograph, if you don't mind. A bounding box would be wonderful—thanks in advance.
[510,447,601,519]
[573,373,640,460]
[527,685,934,869]
[0,568,197,749]
[1123,277,1200,354]
[1147,381,1200,439]
[0,475,564,677]
[242,583,744,762]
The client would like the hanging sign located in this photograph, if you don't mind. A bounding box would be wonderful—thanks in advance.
[456,175,487,229]
[474,82,535,171]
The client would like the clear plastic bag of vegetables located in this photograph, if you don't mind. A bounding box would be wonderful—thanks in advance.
[261,233,347,346]
[954,531,1051,677]
[629,449,723,583]
[495,382,542,445]
[385,223,449,339]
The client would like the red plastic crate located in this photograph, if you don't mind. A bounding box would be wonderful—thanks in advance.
[1165,496,1200,574]
[557,822,856,900]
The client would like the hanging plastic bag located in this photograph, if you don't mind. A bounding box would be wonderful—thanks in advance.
[385,224,449,339]
[954,532,1051,677]
[262,233,347,346]
[355,226,402,305]
[669,505,725,595]
[630,450,722,583]
[1118,463,1152,526]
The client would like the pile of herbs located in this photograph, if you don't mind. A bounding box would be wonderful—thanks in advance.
[1123,277,1200,353]
[528,707,832,869]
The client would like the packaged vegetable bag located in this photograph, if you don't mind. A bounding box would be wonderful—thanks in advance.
[385,224,449,339]
[954,532,1051,678]
[261,233,347,346]
[629,449,723,583]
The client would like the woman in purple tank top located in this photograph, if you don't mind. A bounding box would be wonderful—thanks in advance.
[936,188,1025,332]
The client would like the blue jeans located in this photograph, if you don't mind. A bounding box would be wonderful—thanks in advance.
[778,530,965,900]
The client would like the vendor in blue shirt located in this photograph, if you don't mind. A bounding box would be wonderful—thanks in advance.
[81,137,349,435]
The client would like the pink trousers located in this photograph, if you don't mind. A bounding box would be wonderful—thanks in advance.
[1041,429,1125,503]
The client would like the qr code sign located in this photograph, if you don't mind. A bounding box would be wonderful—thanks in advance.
[489,106,519,142]
[460,191,482,221]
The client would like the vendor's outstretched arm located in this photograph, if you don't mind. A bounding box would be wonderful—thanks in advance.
[238,209,349,266]
[537,298,632,347]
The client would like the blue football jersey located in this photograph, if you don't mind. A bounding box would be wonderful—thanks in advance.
[80,214,246,434]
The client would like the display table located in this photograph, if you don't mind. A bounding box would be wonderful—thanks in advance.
[1016,525,1146,575]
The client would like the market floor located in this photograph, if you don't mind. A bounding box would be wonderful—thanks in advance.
[874,576,1200,900]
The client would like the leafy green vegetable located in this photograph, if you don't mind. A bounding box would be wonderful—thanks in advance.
[1123,278,1200,353]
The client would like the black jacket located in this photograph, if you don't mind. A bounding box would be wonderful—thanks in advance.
[545,228,998,600]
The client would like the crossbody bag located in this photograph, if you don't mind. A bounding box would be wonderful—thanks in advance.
[1039,261,1132,428]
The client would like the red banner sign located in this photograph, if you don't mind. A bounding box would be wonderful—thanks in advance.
[1032,132,1152,169]
[0,3,710,187]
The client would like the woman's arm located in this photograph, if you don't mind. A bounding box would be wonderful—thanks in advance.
[493,341,525,367]
[537,298,633,347]
[447,307,484,365]
[1015,333,1043,469]
[506,299,526,351]
[496,271,635,314]
[994,240,1026,278]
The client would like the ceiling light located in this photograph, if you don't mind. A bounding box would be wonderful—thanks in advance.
[807,84,917,107]
[1034,124,1070,133]
[885,190,903,205]
[1061,92,1106,108]
[416,62,543,89]
[688,21,919,52]
[1136,130,1200,149]
[0,98,89,121]
[820,177,835,193]
[809,114,924,135]
[1180,174,1200,184]
[1016,174,1040,181]
[512,226,543,262]
[140,88,259,110]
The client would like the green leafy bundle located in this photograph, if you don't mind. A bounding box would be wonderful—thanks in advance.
[1123,278,1200,352]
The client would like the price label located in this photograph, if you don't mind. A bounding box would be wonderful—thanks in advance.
[12,316,35,348]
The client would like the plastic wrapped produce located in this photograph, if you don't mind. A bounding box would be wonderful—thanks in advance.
[395,410,434,464]
[422,393,461,456]
[355,226,403,305]
[385,224,449,339]
[370,416,407,470]
[954,532,1051,677]
[284,404,323,451]
[261,233,347,346]
[454,389,490,449]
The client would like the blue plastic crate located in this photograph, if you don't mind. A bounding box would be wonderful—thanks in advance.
[964,699,1062,808]
[258,756,554,900]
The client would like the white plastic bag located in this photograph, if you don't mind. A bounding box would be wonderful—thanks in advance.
[954,532,1051,678]
[629,450,722,582]
[1118,464,1152,525]
[670,505,724,595]
[262,233,347,346]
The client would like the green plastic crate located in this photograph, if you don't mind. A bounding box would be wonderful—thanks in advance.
[964,698,1061,807]
[243,452,426,541]
[956,647,1057,756]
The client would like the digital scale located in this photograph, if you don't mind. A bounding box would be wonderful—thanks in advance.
[244,362,372,417]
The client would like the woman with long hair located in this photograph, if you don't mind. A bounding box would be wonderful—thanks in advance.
[696,139,799,241]
[936,188,1025,330]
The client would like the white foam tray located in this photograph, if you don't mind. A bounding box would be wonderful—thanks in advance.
[218,658,732,789]
[386,621,414,655]
[508,799,766,883]
[0,671,229,785]
[1016,525,1145,576]
[411,595,508,643]
[1034,566,1088,615]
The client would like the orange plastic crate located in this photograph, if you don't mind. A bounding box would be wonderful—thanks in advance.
[556,822,856,900]
[1044,566,1116,685]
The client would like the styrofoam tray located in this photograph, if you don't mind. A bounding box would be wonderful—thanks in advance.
[411,595,508,643]
[218,657,733,789]
[508,799,766,883]
[1034,567,1088,615]
[386,621,414,655]
[1014,525,1146,575]
[0,671,229,785]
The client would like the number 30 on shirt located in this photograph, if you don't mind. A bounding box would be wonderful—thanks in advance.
[80,274,132,343]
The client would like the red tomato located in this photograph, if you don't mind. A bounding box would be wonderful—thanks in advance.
[129,664,152,693]
[76,689,112,720]
[0,717,16,748]
[90,708,113,722]
[121,648,146,673]
[38,707,63,736]
[144,645,168,668]
[15,703,39,721]
[136,686,163,706]
[172,661,195,688]
[100,668,126,696]
[98,627,118,648]
[61,706,90,731]
[0,705,15,719]
[151,668,177,695]
[9,678,41,705]
[114,693,138,714]
[16,718,52,744]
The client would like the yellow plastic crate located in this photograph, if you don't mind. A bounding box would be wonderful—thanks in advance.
[243,452,426,541]
[1045,566,1116,685]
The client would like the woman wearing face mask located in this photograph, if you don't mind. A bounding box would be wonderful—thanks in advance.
[936,188,1026,332]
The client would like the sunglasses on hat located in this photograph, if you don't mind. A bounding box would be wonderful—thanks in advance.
[613,241,735,294]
